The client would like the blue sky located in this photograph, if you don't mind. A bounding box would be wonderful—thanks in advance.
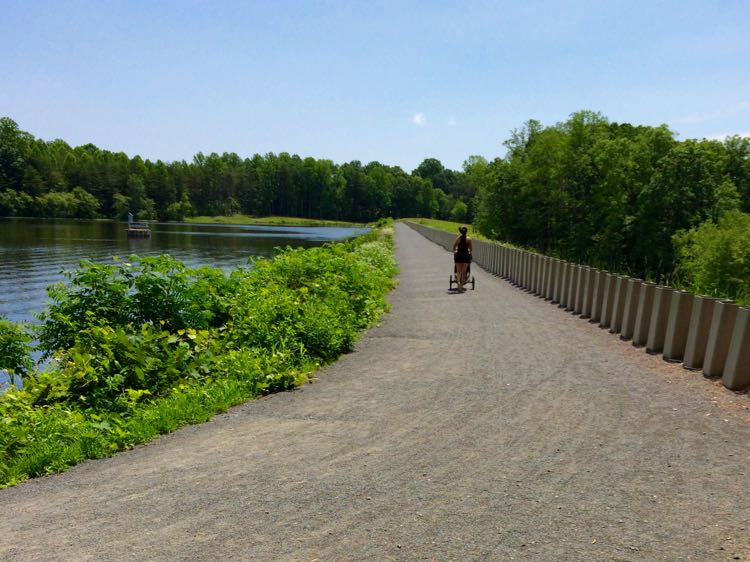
[2,0,749,171]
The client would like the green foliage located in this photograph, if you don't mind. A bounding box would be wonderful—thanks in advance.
[450,200,469,222]
[1,117,472,222]
[473,112,750,288]
[38,191,76,217]
[0,117,32,190]
[0,391,94,485]
[164,192,193,221]
[71,186,101,218]
[634,139,729,276]
[0,318,33,375]
[0,189,34,216]
[126,174,156,220]
[53,324,219,410]
[112,193,130,220]
[226,239,395,362]
[25,187,102,219]
[673,210,750,303]
[37,256,235,355]
[1,225,396,487]
[37,261,133,355]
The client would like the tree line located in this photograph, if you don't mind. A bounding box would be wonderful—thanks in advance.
[2,112,749,300]
[472,111,750,293]
[0,117,473,223]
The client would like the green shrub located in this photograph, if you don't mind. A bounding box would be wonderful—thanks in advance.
[0,387,93,484]
[37,260,134,355]
[297,287,358,360]
[0,318,33,376]
[54,324,219,410]
[37,256,238,356]
[673,210,750,303]
[1,224,396,487]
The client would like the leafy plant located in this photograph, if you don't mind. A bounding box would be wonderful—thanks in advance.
[1,223,396,488]
[673,210,750,303]
[0,318,33,376]
[36,256,238,357]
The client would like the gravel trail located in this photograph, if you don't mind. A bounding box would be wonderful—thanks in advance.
[1,223,749,561]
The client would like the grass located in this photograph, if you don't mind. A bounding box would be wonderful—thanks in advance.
[186,215,366,227]
[1,374,278,487]
[398,218,492,241]
[400,218,534,252]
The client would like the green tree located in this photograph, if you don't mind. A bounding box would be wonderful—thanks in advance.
[112,193,131,220]
[450,200,469,222]
[0,317,33,378]
[164,192,193,221]
[362,161,395,219]
[341,161,376,221]
[0,117,31,190]
[635,139,729,278]
[673,210,750,301]
[22,167,46,197]
[127,174,156,220]
[0,189,34,216]
[723,135,750,212]
[71,186,101,218]
[37,191,78,218]
[146,160,177,219]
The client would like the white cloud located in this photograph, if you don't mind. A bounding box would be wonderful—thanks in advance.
[446,116,457,126]
[412,112,426,126]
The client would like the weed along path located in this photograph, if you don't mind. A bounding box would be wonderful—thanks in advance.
[2,223,750,561]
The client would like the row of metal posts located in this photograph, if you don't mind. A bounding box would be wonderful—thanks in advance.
[406,222,750,391]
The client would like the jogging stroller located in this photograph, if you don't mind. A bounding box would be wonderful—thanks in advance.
[449,262,475,291]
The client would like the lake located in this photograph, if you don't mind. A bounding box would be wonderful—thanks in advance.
[0,218,368,326]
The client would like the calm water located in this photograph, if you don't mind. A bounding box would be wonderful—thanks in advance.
[0,218,368,325]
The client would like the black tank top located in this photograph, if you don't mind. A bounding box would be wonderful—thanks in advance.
[456,235,470,259]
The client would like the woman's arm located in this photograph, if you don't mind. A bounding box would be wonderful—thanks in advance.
[453,236,460,251]
[468,238,473,253]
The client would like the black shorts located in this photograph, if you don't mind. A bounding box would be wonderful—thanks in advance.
[454,253,471,263]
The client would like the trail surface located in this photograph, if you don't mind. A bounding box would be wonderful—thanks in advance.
[2,223,749,561]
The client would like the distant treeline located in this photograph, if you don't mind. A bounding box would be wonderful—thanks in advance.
[472,111,750,293]
[2,112,749,299]
[0,117,474,223]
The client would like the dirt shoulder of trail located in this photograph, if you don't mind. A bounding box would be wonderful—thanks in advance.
[1,223,748,562]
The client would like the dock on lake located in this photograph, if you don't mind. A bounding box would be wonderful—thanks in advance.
[126,222,151,237]
[126,212,151,237]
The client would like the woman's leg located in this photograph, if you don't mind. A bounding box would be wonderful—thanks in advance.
[457,262,467,289]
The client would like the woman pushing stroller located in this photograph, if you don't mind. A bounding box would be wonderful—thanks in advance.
[453,225,473,291]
